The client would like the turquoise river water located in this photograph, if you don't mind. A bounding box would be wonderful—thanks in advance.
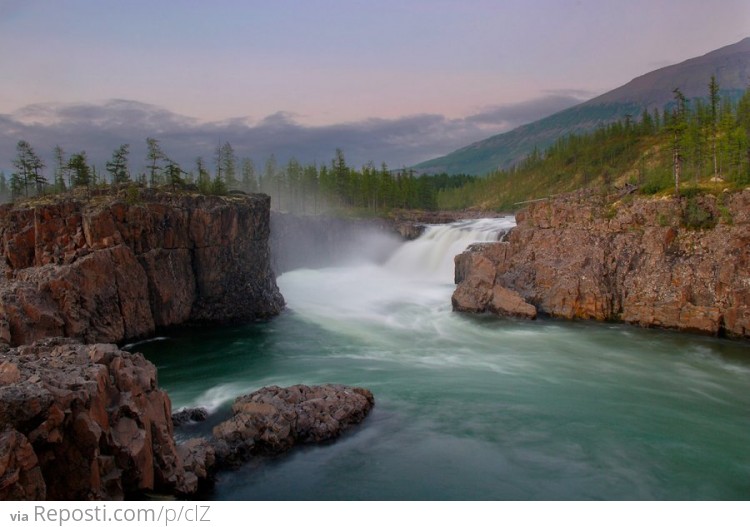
[138,218,750,500]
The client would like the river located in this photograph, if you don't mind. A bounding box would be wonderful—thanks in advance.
[139,218,750,500]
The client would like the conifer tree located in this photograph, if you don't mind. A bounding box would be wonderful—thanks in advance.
[241,158,258,193]
[145,137,165,186]
[12,140,45,197]
[53,145,68,192]
[709,75,720,178]
[68,152,92,188]
[196,157,212,194]
[0,171,8,201]
[106,144,131,184]
[218,142,237,189]
[164,158,185,189]
[302,163,319,213]
[670,88,688,195]
[263,154,278,208]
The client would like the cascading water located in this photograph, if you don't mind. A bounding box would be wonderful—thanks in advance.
[279,218,515,337]
[141,217,750,500]
[385,218,514,280]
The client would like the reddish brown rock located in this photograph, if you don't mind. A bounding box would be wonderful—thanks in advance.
[0,338,209,500]
[489,285,537,319]
[213,384,375,466]
[0,190,284,346]
[0,429,46,500]
[177,438,215,493]
[453,190,750,337]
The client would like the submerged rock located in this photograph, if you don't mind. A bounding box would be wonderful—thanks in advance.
[172,407,209,427]
[213,384,375,467]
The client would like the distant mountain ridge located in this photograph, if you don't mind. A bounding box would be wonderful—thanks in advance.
[414,37,750,176]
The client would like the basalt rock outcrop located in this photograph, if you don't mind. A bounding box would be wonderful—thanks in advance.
[0,338,208,500]
[212,384,375,467]
[0,189,284,346]
[453,190,750,337]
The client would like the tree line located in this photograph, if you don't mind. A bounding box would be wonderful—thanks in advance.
[3,138,475,213]
[437,78,750,210]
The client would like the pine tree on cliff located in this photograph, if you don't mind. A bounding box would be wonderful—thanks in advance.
[196,157,212,194]
[106,144,131,184]
[146,137,165,187]
[68,152,92,188]
[164,158,186,190]
[53,145,68,192]
[670,88,688,195]
[216,142,237,189]
[12,140,45,198]
[709,75,720,179]
[737,88,750,182]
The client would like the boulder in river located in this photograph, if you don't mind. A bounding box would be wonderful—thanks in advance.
[213,384,375,467]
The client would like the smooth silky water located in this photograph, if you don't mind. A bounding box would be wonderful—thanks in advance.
[138,218,750,500]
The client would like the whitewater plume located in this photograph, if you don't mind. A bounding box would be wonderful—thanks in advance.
[385,218,515,282]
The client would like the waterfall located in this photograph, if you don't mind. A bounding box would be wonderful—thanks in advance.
[277,217,516,334]
[385,217,516,282]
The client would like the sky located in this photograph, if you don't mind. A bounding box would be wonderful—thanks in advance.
[1,0,749,171]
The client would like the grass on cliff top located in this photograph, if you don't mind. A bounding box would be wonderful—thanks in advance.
[6,183,260,211]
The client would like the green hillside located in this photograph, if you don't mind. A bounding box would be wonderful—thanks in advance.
[437,85,750,211]
[415,37,750,176]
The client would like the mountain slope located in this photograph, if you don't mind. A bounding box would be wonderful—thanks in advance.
[415,37,750,176]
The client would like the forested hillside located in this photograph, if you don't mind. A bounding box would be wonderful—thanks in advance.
[415,37,750,176]
[437,81,750,211]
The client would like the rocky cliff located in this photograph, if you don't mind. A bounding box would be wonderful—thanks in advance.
[0,338,373,500]
[0,189,284,346]
[453,190,750,338]
[0,338,201,499]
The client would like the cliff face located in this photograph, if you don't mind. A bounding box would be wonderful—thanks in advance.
[453,190,750,338]
[0,338,201,500]
[0,190,284,346]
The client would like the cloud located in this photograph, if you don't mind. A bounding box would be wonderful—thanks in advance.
[0,94,582,175]
[466,94,586,128]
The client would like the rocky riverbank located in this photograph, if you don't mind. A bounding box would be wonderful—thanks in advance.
[0,189,284,346]
[0,338,191,499]
[0,338,374,500]
[453,189,750,338]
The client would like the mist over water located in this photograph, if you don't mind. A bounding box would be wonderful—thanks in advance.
[141,218,750,500]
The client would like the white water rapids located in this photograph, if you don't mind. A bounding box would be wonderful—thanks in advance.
[278,217,515,338]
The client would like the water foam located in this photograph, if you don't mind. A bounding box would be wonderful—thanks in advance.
[278,217,515,345]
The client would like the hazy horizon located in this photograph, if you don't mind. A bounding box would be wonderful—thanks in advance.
[2,0,749,171]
